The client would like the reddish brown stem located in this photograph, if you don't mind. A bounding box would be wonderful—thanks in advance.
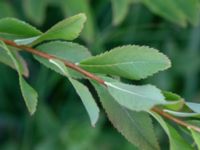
[0,38,105,86]
[1,37,200,133]
[152,107,200,132]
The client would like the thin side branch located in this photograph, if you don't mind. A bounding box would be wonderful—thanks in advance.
[1,37,200,133]
[152,107,200,132]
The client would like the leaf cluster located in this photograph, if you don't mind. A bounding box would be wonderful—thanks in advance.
[1,12,200,150]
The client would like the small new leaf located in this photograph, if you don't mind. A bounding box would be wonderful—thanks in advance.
[80,45,171,80]
[163,109,200,118]
[162,91,184,111]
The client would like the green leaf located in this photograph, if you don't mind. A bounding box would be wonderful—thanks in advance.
[111,0,131,25]
[163,91,182,101]
[36,41,91,63]
[0,46,29,77]
[186,102,200,113]
[162,109,200,118]
[34,41,91,78]
[14,36,40,45]
[69,79,100,126]
[141,0,200,26]
[174,0,200,25]
[0,18,42,39]
[19,76,38,115]
[162,101,200,118]
[60,0,95,43]
[92,82,160,150]
[105,81,166,111]
[32,13,87,45]
[150,112,193,150]
[0,41,38,115]
[80,45,171,80]
[190,129,200,149]
[162,91,184,111]
[141,0,187,26]
[23,0,47,25]
[49,59,99,126]
[0,13,88,45]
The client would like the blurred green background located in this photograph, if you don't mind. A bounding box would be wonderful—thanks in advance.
[0,0,200,149]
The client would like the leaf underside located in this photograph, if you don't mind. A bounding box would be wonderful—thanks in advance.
[92,82,160,150]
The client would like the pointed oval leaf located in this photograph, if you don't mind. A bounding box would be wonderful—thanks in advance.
[0,18,42,39]
[32,13,86,45]
[105,81,166,111]
[49,59,99,126]
[69,79,100,127]
[80,45,171,80]
[19,76,38,115]
[36,41,91,63]
[92,82,160,150]
[0,41,37,115]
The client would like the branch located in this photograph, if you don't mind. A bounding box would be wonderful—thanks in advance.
[0,38,105,86]
[152,107,200,132]
[1,37,200,133]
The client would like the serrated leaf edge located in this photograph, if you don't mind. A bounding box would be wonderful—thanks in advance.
[0,17,42,35]
[80,45,171,80]
[92,83,160,150]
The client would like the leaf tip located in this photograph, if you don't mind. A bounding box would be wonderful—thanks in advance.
[77,13,87,23]
[29,109,36,116]
[91,108,100,128]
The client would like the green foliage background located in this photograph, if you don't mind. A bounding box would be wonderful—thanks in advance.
[0,0,200,149]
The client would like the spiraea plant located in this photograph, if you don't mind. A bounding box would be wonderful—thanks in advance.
[0,13,200,150]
